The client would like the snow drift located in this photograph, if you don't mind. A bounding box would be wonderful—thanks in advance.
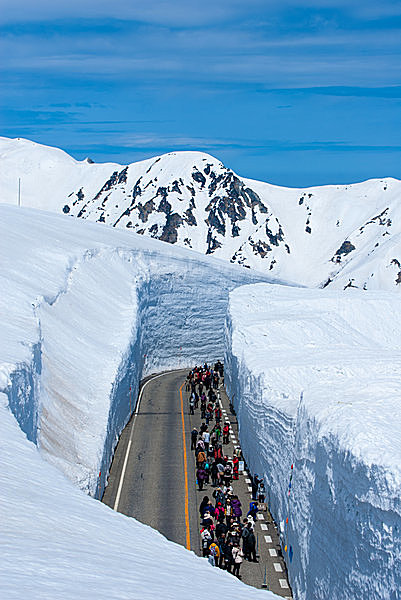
[0,205,278,599]
[224,283,401,600]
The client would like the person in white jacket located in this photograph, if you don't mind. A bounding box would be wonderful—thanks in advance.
[231,543,244,578]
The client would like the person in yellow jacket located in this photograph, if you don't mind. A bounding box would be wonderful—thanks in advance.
[208,542,220,567]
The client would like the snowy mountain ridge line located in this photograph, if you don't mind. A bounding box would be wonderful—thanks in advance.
[1,136,401,291]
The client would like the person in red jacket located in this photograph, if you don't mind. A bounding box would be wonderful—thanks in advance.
[232,456,239,480]
[223,423,229,445]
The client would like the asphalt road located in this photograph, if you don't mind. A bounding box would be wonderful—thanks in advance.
[103,369,292,596]
[103,369,200,552]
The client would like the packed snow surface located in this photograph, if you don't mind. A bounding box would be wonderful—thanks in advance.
[0,205,279,599]
[224,283,401,600]
[2,136,401,290]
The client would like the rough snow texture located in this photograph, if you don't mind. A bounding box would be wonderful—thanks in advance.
[224,283,401,600]
[1,391,278,600]
[0,206,281,599]
[2,136,401,290]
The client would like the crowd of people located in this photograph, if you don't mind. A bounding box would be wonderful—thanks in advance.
[186,362,267,578]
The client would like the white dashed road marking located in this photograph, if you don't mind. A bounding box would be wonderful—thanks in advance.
[269,548,277,556]
[274,563,283,572]
[279,580,289,589]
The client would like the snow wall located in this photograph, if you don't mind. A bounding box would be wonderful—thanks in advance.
[0,205,275,498]
[224,282,401,600]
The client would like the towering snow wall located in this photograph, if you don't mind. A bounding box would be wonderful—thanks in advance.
[0,206,283,599]
[0,205,273,497]
[224,283,401,600]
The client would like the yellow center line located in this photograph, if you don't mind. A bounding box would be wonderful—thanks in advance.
[179,382,191,551]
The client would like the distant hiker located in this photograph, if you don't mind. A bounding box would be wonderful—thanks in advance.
[199,496,209,517]
[191,427,198,450]
[258,481,266,503]
[231,543,244,578]
[231,495,242,520]
[189,396,195,415]
[251,474,261,501]
[243,521,257,562]
[211,461,219,487]
[202,429,210,453]
[223,423,230,445]
[197,466,207,491]
[208,542,220,567]
[201,525,213,557]
[247,501,258,521]
[232,456,239,480]
[196,449,206,469]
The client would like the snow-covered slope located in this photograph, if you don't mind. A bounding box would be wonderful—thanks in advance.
[224,283,401,600]
[0,205,279,598]
[2,136,401,290]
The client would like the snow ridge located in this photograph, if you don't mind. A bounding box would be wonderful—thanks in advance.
[224,283,401,600]
[2,136,401,290]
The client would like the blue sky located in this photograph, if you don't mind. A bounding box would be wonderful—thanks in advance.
[1,0,401,186]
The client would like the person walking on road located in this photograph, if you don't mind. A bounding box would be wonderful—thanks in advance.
[197,466,207,490]
[201,524,213,557]
[251,474,261,501]
[223,422,229,445]
[231,543,244,578]
[191,427,198,451]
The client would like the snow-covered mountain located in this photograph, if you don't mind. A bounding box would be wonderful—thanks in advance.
[1,136,401,290]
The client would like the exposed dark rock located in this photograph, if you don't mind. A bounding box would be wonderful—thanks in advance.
[299,196,304,205]
[183,237,192,247]
[183,207,197,226]
[93,171,119,201]
[232,223,240,237]
[344,279,358,290]
[206,209,225,236]
[206,229,222,254]
[157,187,169,202]
[192,170,206,188]
[391,258,401,268]
[98,213,105,223]
[171,180,181,194]
[138,200,156,223]
[265,223,284,246]
[73,188,85,206]
[250,240,271,258]
[146,157,161,174]
[62,205,70,214]
[305,226,312,234]
[160,212,183,243]
[332,240,355,262]
[396,272,401,285]
[204,164,212,175]
[117,167,128,184]
[285,244,291,254]
[245,188,268,213]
